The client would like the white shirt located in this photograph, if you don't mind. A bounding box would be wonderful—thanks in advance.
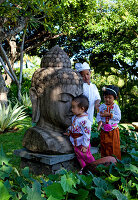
[67,114,92,147]
[83,83,101,124]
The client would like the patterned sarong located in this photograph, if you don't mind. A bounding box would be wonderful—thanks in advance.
[100,127,121,160]
[74,144,95,168]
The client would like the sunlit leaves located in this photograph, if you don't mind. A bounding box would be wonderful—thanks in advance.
[44,182,65,200]
[0,182,11,200]
[0,102,27,132]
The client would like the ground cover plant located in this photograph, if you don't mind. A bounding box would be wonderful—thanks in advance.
[0,145,137,199]
[0,118,137,199]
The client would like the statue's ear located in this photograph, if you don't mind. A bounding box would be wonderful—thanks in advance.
[29,87,40,123]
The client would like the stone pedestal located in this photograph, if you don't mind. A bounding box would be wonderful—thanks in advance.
[14,148,80,175]
[14,147,98,175]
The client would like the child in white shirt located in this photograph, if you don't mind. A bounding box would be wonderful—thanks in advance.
[75,62,101,124]
[64,95,95,174]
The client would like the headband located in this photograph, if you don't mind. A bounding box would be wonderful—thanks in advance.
[106,88,117,96]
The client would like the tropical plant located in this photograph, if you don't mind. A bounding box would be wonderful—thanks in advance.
[119,124,138,154]
[0,102,27,132]
[0,144,137,200]
[20,92,32,116]
[20,92,32,109]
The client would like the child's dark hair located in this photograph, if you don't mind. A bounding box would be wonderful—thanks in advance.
[72,94,89,112]
[102,85,119,99]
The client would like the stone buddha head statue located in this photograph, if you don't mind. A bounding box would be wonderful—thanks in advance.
[23,46,83,154]
[30,46,83,131]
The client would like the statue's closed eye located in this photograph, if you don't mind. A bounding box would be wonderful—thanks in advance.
[58,93,73,103]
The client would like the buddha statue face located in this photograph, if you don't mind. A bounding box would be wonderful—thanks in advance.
[30,68,83,129]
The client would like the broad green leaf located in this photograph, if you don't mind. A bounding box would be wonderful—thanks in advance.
[69,187,78,194]
[47,195,59,200]
[44,182,64,199]
[0,181,11,200]
[61,174,77,193]
[76,174,93,189]
[75,188,89,200]
[93,177,108,190]
[125,164,138,174]
[0,165,12,180]
[23,181,43,200]
[112,189,128,200]
[21,167,30,178]
[0,145,10,165]
[106,174,120,183]
[95,188,112,200]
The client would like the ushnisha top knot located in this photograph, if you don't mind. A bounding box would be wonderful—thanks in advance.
[75,62,90,72]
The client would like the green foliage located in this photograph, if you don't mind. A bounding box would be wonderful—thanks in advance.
[20,93,32,116]
[20,93,31,109]
[0,102,27,132]
[91,119,100,147]
[0,124,137,199]
[119,125,138,154]
[0,117,32,169]
[8,74,32,107]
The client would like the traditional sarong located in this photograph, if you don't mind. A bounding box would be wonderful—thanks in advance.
[74,144,95,168]
[100,127,121,160]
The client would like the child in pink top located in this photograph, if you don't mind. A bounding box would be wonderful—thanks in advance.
[64,94,95,173]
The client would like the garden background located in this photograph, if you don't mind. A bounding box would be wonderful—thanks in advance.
[0,0,137,199]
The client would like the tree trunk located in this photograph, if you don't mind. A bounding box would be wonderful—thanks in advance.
[18,23,28,102]
[0,72,8,106]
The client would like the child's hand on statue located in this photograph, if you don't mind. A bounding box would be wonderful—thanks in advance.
[63,132,70,136]
[81,146,88,153]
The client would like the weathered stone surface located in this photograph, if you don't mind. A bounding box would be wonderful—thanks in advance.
[23,127,74,154]
[14,147,99,175]
[14,148,75,165]
[14,147,98,165]
[20,157,80,176]
[41,45,71,69]
[23,45,83,154]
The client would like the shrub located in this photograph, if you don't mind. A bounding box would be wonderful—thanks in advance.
[0,102,27,133]
[91,119,100,147]
[20,93,32,116]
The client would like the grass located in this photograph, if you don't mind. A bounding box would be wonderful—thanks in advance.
[1,117,135,171]
[0,117,32,169]
[0,117,101,170]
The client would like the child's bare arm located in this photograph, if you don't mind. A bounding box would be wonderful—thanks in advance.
[63,130,71,136]
[63,132,70,136]
[81,146,88,153]
[97,121,102,131]
[95,99,101,111]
